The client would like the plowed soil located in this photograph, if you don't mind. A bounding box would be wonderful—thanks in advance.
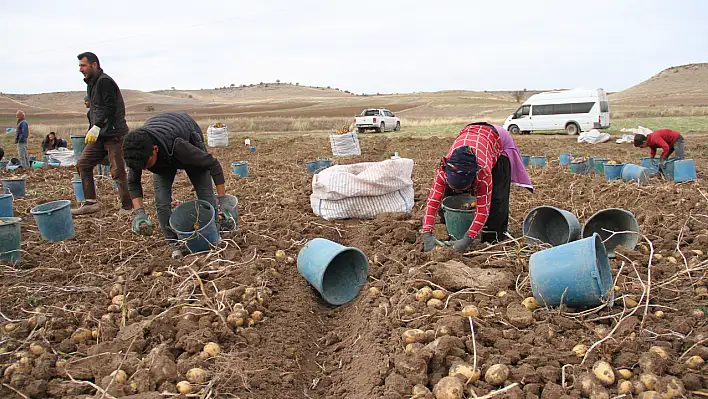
[0,132,706,399]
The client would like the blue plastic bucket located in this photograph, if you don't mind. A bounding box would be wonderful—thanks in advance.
[72,180,85,202]
[0,191,13,217]
[70,136,86,161]
[522,206,581,246]
[231,161,248,177]
[0,217,22,265]
[2,178,26,198]
[30,200,75,242]
[297,238,369,305]
[249,145,257,153]
[663,159,697,183]
[593,158,609,175]
[570,160,590,175]
[441,194,476,240]
[31,161,46,169]
[530,156,547,168]
[6,165,21,171]
[621,164,650,184]
[317,157,332,170]
[305,161,320,174]
[529,233,614,308]
[603,163,625,180]
[582,208,639,258]
[521,154,531,167]
[169,200,220,253]
[559,153,572,166]
[640,157,660,176]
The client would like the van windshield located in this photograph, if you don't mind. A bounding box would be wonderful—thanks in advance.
[514,105,530,118]
[362,110,379,116]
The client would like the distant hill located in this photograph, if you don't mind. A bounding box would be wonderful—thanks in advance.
[610,63,708,106]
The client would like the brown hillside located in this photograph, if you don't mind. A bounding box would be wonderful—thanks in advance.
[610,63,708,106]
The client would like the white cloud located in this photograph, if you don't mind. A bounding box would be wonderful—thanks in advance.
[1,0,706,94]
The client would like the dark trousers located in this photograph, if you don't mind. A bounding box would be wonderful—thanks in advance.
[439,155,511,243]
[153,169,217,243]
[76,136,132,209]
[667,136,685,160]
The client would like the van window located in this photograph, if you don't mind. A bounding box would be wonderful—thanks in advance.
[554,104,572,114]
[514,105,530,118]
[363,110,379,116]
[533,105,553,116]
[570,102,594,114]
[600,101,609,112]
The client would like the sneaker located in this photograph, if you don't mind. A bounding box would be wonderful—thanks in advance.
[71,202,102,215]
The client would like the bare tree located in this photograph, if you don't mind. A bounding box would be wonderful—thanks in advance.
[513,90,525,103]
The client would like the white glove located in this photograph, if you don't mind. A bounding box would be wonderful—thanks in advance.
[85,125,101,144]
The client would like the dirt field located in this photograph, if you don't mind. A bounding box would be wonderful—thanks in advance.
[0,131,706,399]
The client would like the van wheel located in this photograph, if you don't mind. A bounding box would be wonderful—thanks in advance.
[394,122,400,131]
[509,125,520,135]
[377,122,385,133]
[566,123,579,135]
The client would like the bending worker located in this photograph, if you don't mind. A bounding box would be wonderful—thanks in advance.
[422,122,533,253]
[122,112,235,258]
[633,128,685,162]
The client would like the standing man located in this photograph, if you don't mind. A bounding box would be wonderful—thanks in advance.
[15,110,30,168]
[72,52,132,215]
[122,112,236,258]
[421,123,532,253]
[634,128,685,163]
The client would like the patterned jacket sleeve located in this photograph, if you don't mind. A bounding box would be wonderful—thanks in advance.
[466,168,493,240]
[421,167,447,233]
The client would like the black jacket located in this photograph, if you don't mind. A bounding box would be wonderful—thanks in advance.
[41,135,67,152]
[85,69,129,138]
[127,112,225,199]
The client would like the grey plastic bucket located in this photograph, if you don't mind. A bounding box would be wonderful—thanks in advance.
[522,206,581,246]
[581,208,639,258]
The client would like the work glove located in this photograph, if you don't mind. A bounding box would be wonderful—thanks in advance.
[422,232,437,252]
[85,125,101,144]
[452,234,474,253]
[132,208,153,235]
[217,195,236,231]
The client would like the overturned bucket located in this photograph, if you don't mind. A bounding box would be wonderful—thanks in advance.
[441,194,476,240]
[0,217,22,265]
[305,160,321,174]
[603,163,625,180]
[530,156,547,168]
[231,161,248,177]
[297,238,368,305]
[582,208,639,258]
[529,233,614,308]
[30,200,75,242]
[317,157,332,170]
[621,164,650,184]
[662,159,697,183]
[2,178,26,198]
[522,206,581,246]
[169,200,220,253]
[559,153,572,166]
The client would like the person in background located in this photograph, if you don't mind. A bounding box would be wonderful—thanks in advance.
[15,110,30,168]
[421,122,533,253]
[244,137,251,147]
[41,131,68,153]
[122,112,235,259]
[634,129,684,163]
[72,52,132,215]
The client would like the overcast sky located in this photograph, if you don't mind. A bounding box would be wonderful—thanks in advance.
[2,0,707,95]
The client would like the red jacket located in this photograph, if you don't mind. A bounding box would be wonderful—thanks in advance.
[646,129,682,159]
[422,124,502,240]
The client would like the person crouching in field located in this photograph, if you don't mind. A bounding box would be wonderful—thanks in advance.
[421,122,533,253]
[634,128,685,165]
[122,112,235,258]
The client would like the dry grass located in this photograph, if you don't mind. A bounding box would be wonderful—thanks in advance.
[611,106,708,119]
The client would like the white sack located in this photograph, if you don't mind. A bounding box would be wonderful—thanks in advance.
[620,126,653,136]
[329,132,361,156]
[46,148,76,166]
[311,158,414,220]
[577,129,611,144]
[207,125,229,147]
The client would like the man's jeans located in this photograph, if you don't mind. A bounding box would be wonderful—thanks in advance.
[76,136,132,209]
[17,142,29,168]
[668,136,685,160]
[153,169,217,244]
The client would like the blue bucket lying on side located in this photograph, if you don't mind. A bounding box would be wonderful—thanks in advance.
[0,217,22,265]
[521,154,531,167]
[559,153,572,166]
[603,163,625,180]
[317,157,332,170]
[297,238,369,305]
[662,159,697,182]
[2,178,26,198]
[30,200,75,242]
[232,161,248,177]
[640,157,660,176]
[530,156,547,168]
[529,233,614,308]
[169,200,220,253]
[621,164,650,184]
[0,191,13,217]
[522,206,581,246]
[31,161,46,169]
[582,208,639,258]
[305,160,320,174]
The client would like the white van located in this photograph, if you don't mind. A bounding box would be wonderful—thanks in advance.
[503,89,610,135]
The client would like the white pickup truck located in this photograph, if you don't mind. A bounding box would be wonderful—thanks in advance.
[354,108,400,133]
